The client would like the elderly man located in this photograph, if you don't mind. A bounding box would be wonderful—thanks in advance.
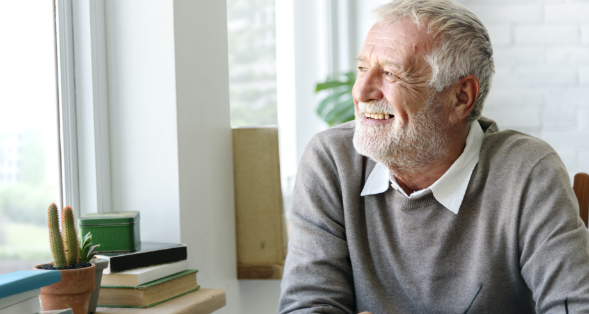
[278,0,589,313]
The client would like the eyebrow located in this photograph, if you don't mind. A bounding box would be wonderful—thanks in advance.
[356,55,406,73]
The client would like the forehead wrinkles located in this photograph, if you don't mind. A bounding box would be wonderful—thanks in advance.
[363,32,417,54]
[358,44,420,76]
[359,25,433,77]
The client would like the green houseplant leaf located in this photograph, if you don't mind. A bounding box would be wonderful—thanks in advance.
[315,71,356,126]
[79,231,101,263]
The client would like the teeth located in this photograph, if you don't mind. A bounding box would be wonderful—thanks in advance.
[364,113,393,120]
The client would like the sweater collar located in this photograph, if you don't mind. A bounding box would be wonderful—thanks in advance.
[360,120,485,214]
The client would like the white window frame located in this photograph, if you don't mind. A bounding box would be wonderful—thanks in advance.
[56,0,112,218]
[276,0,357,191]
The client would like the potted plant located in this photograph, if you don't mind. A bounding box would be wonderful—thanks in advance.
[315,71,356,126]
[34,204,97,314]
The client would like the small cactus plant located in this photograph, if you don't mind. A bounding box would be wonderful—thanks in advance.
[47,203,99,268]
[47,203,67,268]
[62,206,80,266]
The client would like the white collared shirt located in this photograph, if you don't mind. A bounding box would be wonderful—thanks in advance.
[360,121,485,214]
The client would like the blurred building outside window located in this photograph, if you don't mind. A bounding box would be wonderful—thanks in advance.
[0,1,62,274]
[227,0,278,127]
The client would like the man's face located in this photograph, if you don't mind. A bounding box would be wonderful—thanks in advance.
[352,20,452,172]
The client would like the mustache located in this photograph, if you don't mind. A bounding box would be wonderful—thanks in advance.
[357,99,396,115]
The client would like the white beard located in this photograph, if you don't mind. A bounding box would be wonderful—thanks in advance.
[352,97,450,174]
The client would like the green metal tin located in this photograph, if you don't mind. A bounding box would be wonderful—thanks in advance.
[78,211,141,253]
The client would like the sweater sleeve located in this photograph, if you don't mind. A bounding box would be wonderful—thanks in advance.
[518,152,589,313]
[278,135,355,314]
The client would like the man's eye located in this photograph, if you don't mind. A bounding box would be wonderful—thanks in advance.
[358,67,368,72]
[385,72,395,77]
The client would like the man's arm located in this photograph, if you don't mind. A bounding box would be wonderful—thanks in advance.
[278,135,355,314]
[518,152,589,313]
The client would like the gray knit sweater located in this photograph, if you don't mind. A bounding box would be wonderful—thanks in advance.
[279,117,589,314]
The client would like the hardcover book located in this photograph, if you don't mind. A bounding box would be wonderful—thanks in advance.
[101,260,189,286]
[97,270,198,308]
[0,296,41,314]
[0,271,61,299]
[40,309,74,314]
[97,242,187,273]
[0,288,40,310]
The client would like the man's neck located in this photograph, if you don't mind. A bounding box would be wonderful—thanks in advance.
[392,123,471,196]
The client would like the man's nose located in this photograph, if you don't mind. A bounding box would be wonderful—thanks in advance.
[353,69,383,103]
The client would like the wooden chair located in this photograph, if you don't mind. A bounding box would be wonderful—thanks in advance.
[573,173,589,228]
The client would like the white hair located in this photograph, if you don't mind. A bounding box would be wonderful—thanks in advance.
[373,0,495,120]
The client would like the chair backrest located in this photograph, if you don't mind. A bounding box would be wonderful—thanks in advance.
[573,173,589,228]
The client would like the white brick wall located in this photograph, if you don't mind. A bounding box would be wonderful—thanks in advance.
[467,4,543,23]
[581,68,589,85]
[514,25,579,45]
[545,4,589,23]
[581,25,589,45]
[456,0,589,180]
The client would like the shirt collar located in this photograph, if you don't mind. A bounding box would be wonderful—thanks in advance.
[360,120,485,214]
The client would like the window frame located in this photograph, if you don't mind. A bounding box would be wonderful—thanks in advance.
[58,0,113,219]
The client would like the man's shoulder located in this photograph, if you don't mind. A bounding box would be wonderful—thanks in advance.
[478,118,557,170]
[306,120,357,154]
[314,120,356,141]
[300,120,364,175]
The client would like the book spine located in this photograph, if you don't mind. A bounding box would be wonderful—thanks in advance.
[108,247,188,273]
[97,287,199,308]
[101,260,189,286]
[0,271,61,299]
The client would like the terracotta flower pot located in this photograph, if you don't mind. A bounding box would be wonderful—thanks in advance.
[35,263,96,314]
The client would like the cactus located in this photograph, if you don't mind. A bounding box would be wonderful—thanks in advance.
[62,206,80,266]
[47,203,67,268]
[47,204,92,268]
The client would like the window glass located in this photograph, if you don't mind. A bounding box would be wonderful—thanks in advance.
[0,0,60,274]
[227,0,278,127]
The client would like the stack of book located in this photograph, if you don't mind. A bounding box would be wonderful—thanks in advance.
[0,270,61,314]
[96,242,199,309]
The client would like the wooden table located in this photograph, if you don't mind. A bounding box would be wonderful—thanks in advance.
[95,289,225,314]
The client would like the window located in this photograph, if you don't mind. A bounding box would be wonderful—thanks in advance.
[227,0,278,127]
[0,0,62,274]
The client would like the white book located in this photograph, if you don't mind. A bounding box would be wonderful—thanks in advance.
[39,309,73,314]
[0,296,40,314]
[101,260,189,286]
[0,289,40,310]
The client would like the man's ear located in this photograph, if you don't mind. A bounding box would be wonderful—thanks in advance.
[449,75,479,124]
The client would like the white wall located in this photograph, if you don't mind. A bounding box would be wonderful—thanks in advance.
[356,0,589,180]
[105,0,180,243]
[460,0,589,179]
[103,1,281,313]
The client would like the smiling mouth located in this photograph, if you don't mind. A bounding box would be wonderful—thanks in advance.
[364,113,394,120]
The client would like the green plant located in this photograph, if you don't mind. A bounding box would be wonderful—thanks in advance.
[79,231,100,262]
[47,204,98,268]
[47,203,67,268]
[315,71,356,126]
[62,206,79,266]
